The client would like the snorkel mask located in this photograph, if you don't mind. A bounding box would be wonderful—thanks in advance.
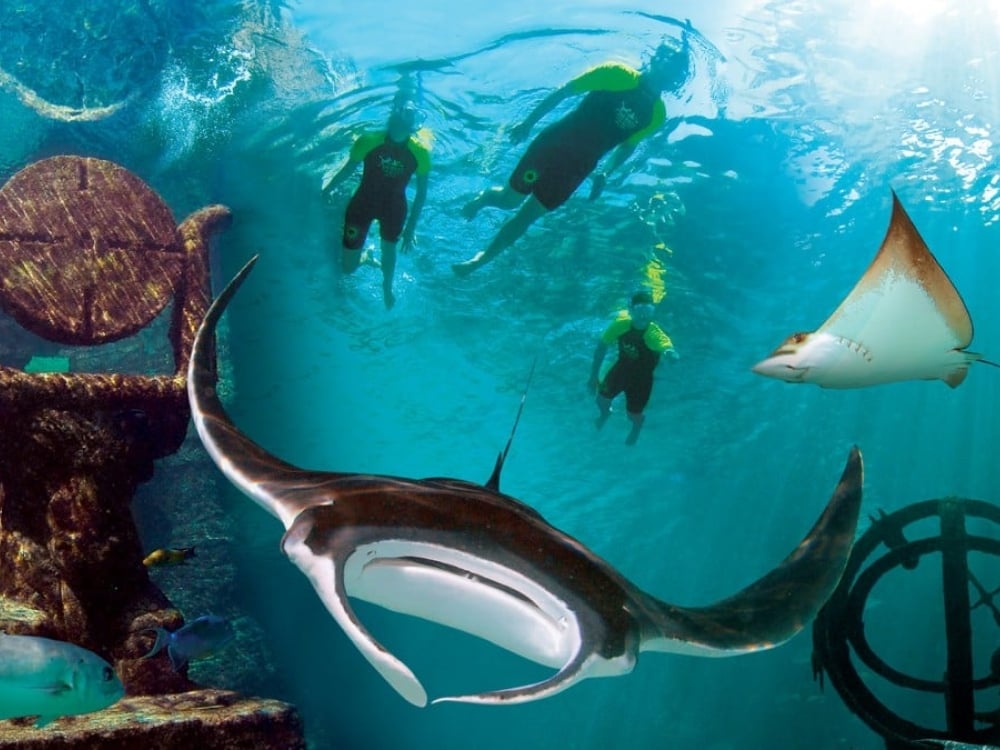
[388,73,426,137]
[387,102,425,140]
[629,291,655,328]
[644,33,693,90]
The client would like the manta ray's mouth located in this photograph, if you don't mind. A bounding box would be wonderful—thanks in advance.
[394,556,537,606]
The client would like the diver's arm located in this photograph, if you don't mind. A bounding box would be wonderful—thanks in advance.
[589,142,638,200]
[589,341,609,391]
[603,142,638,178]
[509,82,576,142]
[322,156,361,196]
[402,174,428,251]
[590,143,636,200]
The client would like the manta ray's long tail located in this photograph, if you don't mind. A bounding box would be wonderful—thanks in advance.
[188,255,341,529]
[638,447,863,656]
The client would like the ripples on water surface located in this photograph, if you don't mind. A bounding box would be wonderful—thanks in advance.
[2,1,1000,748]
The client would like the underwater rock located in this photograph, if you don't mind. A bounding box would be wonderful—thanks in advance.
[0,689,305,749]
[0,157,305,746]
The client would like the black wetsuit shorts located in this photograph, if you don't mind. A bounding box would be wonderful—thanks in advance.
[343,188,407,250]
[509,124,601,210]
[599,361,654,414]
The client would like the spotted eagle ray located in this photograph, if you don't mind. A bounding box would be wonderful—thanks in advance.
[188,255,864,707]
[753,191,999,388]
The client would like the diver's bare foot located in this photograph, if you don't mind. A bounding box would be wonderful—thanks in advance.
[594,411,610,430]
[384,289,396,309]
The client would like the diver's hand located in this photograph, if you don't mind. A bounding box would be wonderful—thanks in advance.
[402,229,416,253]
[588,172,606,201]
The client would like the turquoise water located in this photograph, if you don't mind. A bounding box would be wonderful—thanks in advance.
[3,1,1000,748]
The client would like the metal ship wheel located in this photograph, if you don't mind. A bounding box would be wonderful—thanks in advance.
[812,498,1000,748]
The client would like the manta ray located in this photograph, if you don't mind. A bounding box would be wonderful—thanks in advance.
[187,256,864,707]
[753,191,998,388]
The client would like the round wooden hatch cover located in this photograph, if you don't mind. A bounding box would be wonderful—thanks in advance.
[0,156,186,345]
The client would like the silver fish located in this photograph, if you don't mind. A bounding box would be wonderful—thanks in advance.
[0,633,123,727]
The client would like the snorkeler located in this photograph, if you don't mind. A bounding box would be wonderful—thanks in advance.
[453,37,693,276]
[589,290,678,445]
[323,88,431,309]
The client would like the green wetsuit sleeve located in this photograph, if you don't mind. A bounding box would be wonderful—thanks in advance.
[407,136,432,176]
[644,322,673,353]
[624,99,667,147]
[349,131,385,161]
[568,62,641,94]
[600,314,631,345]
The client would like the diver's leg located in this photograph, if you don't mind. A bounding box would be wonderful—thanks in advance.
[453,196,548,276]
[341,194,371,274]
[623,375,652,445]
[595,366,623,430]
[462,185,526,220]
[380,239,398,309]
[342,247,362,274]
[625,412,645,445]
[595,395,613,430]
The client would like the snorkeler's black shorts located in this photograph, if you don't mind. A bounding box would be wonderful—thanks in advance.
[599,362,654,415]
[509,124,601,211]
[342,188,407,250]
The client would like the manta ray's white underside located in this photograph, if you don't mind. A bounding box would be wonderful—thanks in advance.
[282,531,630,707]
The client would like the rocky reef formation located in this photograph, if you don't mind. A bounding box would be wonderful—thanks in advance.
[0,157,304,747]
[0,690,305,749]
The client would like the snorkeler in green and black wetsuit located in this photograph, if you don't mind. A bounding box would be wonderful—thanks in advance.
[323,99,431,309]
[589,290,678,445]
[453,38,692,276]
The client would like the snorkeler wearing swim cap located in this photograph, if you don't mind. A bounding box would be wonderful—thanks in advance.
[589,290,678,445]
[454,37,692,276]
[323,96,431,309]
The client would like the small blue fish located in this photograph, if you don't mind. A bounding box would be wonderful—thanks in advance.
[141,615,235,671]
[0,633,124,727]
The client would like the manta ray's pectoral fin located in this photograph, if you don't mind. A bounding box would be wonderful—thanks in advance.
[281,524,429,707]
[431,646,607,706]
[941,348,1000,388]
[639,447,863,656]
[944,363,971,388]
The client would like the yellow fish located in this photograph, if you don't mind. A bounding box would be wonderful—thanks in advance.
[142,547,196,568]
